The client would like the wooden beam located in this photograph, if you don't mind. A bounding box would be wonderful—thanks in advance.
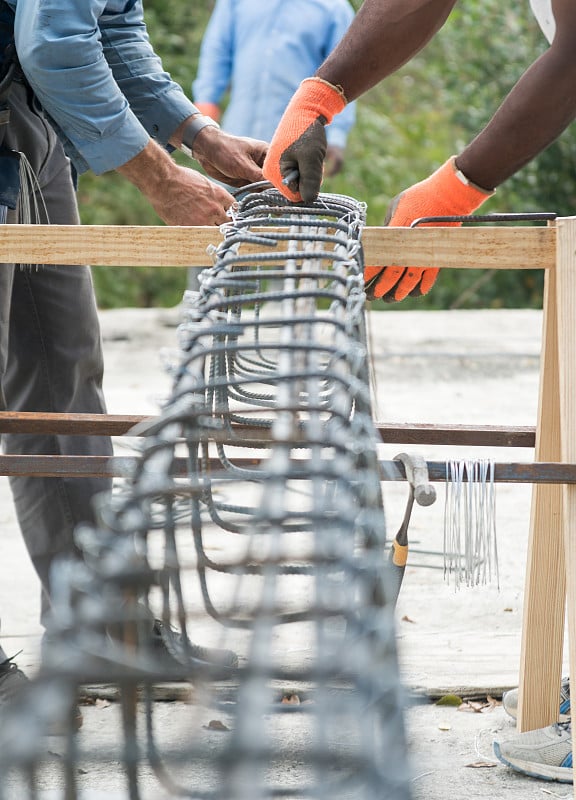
[518,264,565,732]
[0,224,556,269]
[554,216,576,800]
[0,412,537,447]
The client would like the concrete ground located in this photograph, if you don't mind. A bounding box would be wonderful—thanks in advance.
[0,306,571,799]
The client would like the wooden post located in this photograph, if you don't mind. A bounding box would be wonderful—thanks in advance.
[554,217,576,799]
[517,253,566,732]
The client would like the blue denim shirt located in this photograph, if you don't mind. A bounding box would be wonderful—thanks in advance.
[192,0,356,148]
[6,0,197,174]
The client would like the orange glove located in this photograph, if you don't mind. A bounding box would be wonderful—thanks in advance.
[365,157,494,302]
[194,102,222,122]
[263,77,346,203]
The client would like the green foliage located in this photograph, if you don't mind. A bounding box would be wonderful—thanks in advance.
[84,0,575,311]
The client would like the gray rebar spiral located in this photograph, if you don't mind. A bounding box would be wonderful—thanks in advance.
[0,189,412,800]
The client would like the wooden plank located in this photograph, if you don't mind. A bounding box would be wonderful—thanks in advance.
[364,225,554,270]
[518,264,566,733]
[554,217,576,800]
[0,224,556,269]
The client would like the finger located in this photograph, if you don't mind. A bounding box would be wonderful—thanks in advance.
[212,181,235,202]
[299,173,321,204]
[280,167,301,198]
[263,151,301,201]
[364,266,385,300]
[391,268,425,301]
[383,192,405,226]
[250,141,269,169]
[371,266,406,299]
[415,268,440,297]
[292,123,325,203]
[278,159,302,201]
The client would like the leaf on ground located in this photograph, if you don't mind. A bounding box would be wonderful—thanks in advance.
[458,700,487,713]
[401,615,416,624]
[465,761,497,769]
[438,723,452,731]
[204,719,230,731]
[436,693,462,707]
[459,697,500,713]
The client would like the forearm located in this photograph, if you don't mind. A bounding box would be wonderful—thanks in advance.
[316,0,457,101]
[457,35,576,190]
[116,139,176,203]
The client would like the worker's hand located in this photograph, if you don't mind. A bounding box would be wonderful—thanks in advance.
[192,126,267,188]
[325,145,345,178]
[365,157,494,302]
[117,139,236,225]
[149,165,236,226]
[262,77,347,203]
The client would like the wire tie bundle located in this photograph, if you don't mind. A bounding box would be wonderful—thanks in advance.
[443,459,499,590]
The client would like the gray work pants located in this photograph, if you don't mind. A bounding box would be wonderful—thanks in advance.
[0,82,113,660]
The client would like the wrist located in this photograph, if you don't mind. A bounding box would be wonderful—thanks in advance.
[298,77,347,124]
[439,156,495,212]
[452,156,495,195]
[180,114,220,159]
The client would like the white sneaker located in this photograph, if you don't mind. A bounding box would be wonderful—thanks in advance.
[494,720,573,783]
[503,677,570,721]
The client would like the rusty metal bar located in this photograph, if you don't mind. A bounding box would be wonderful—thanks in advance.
[1,453,574,483]
[0,411,537,447]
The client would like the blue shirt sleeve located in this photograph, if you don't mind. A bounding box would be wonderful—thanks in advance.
[192,0,234,107]
[13,0,198,174]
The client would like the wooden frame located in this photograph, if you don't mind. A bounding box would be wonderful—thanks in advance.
[0,220,573,782]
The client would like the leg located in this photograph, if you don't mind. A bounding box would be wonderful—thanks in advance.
[1,83,112,621]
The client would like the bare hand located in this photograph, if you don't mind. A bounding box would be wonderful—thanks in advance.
[192,127,267,187]
[117,140,236,225]
[147,164,236,226]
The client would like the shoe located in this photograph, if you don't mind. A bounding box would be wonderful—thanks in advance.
[494,720,573,783]
[503,677,570,721]
[150,620,239,672]
[0,654,82,733]
[0,654,28,705]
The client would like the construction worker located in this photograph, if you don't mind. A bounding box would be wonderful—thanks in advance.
[192,0,356,180]
[262,0,575,783]
[263,0,573,306]
[0,0,266,716]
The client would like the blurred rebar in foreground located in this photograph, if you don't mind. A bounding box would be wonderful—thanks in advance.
[0,189,412,800]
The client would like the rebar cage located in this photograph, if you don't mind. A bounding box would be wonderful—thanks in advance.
[0,189,411,800]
